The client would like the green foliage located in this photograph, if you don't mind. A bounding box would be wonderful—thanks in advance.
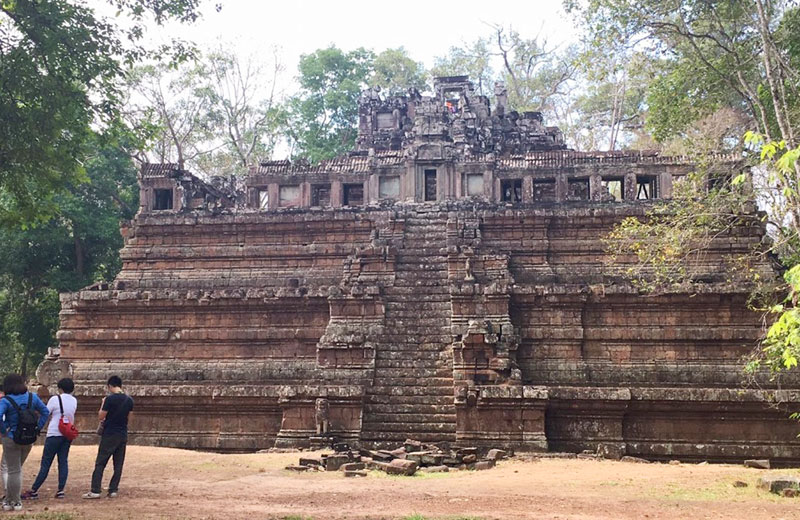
[0,0,200,226]
[431,38,494,96]
[282,46,374,162]
[0,132,138,376]
[605,167,755,293]
[370,47,428,95]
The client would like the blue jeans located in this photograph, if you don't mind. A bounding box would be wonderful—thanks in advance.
[31,436,71,492]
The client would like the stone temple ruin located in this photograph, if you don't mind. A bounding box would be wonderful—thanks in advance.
[41,76,800,461]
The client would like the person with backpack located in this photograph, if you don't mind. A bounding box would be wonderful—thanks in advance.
[0,374,49,512]
[83,375,133,499]
[21,378,78,500]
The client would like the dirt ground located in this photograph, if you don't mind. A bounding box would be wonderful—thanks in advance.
[5,445,800,520]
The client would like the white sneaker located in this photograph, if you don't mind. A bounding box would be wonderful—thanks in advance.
[82,492,101,499]
[107,492,118,498]
[12,503,22,512]
[2,502,12,511]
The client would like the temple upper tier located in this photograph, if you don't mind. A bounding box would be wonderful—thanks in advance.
[136,76,740,214]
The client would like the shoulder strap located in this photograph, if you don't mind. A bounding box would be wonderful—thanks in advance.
[26,393,32,409]
[57,394,64,415]
[3,394,21,412]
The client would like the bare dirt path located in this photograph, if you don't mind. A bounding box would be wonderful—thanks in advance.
[8,446,800,520]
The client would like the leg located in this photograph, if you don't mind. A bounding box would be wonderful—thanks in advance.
[31,437,59,492]
[1,450,7,496]
[56,438,71,492]
[1,437,22,504]
[90,436,116,494]
[107,437,127,493]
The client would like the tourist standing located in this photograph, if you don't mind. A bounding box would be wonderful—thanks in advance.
[83,375,133,499]
[0,374,50,512]
[22,378,78,499]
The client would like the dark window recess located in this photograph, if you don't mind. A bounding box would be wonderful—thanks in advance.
[533,180,556,202]
[567,179,590,201]
[311,184,331,207]
[343,184,364,206]
[154,189,173,210]
[424,169,437,201]
[501,179,523,202]
[636,176,658,200]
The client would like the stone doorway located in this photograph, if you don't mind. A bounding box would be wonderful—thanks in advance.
[424,169,437,201]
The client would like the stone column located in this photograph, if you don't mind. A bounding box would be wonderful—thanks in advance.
[624,172,637,200]
[589,174,603,202]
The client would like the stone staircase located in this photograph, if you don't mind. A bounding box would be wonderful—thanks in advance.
[360,207,457,445]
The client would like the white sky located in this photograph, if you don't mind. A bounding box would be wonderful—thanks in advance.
[146,0,581,72]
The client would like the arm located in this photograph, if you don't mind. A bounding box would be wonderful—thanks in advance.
[0,400,7,436]
[34,395,50,430]
[98,396,108,422]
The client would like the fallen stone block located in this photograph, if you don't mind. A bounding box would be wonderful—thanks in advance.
[620,456,650,464]
[462,454,477,464]
[486,449,507,461]
[390,447,407,457]
[596,443,624,460]
[344,470,368,478]
[472,460,496,471]
[299,457,321,467]
[324,454,350,471]
[421,453,445,466]
[733,481,748,488]
[420,465,449,473]
[744,459,770,469]
[404,439,424,452]
[783,488,799,498]
[456,447,478,457]
[388,458,418,476]
[442,457,463,466]
[406,451,431,464]
[668,460,681,465]
[340,462,366,471]
[757,475,800,494]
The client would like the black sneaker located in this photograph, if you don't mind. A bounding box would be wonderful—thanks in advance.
[55,490,65,499]
[20,490,38,500]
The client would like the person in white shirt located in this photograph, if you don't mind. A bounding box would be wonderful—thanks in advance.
[21,378,77,500]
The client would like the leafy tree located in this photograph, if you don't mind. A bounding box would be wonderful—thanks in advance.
[282,46,375,162]
[370,47,427,95]
[128,46,285,176]
[0,0,202,227]
[566,0,800,380]
[0,132,139,376]
[431,38,495,96]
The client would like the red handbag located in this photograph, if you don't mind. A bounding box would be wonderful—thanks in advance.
[57,395,79,441]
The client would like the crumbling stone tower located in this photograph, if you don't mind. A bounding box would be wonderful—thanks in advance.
[43,76,800,461]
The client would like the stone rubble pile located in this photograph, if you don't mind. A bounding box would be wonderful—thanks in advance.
[286,439,508,477]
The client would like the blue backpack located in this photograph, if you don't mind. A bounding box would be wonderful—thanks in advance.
[4,394,39,445]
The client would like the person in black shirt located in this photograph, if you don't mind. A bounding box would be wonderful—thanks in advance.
[82,376,134,499]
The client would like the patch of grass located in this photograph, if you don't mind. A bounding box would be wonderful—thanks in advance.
[659,478,784,503]
[282,516,314,520]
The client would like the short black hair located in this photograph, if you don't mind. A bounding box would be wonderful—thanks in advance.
[57,378,74,394]
[2,374,27,395]
[107,375,123,388]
